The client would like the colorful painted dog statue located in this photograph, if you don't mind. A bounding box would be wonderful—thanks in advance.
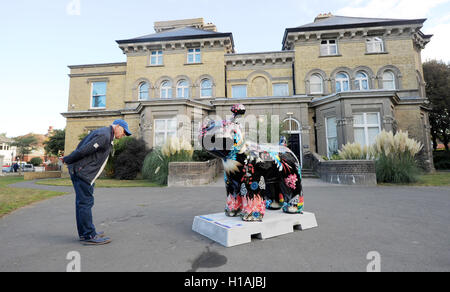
[199,104,304,222]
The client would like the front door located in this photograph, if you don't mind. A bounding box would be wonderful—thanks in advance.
[283,117,303,168]
[288,134,300,161]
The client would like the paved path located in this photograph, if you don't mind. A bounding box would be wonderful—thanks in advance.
[0,179,449,272]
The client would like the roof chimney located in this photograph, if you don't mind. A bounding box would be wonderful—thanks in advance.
[314,12,333,22]
[153,18,218,32]
[154,18,204,32]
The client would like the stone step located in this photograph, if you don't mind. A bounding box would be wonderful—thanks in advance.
[301,169,319,178]
[302,168,319,178]
[302,174,319,178]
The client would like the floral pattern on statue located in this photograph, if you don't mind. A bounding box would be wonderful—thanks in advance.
[199,104,304,222]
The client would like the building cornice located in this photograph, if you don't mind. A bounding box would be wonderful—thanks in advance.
[117,36,234,55]
[132,98,214,112]
[68,62,127,69]
[61,110,123,118]
[283,22,428,50]
[225,51,295,68]
[68,71,127,78]
[212,95,311,106]
[310,90,427,107]
[62,99,214,119]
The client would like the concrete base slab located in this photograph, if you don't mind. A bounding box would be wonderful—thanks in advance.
[192,211,318,247]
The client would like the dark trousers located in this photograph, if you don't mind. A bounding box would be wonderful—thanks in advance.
[70,173,96,239]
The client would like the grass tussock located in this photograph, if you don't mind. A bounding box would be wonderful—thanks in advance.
[142,136,194,186]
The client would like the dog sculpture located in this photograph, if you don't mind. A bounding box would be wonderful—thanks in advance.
[199,104,304,222]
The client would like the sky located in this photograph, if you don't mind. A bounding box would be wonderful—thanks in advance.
[0,0,449,137]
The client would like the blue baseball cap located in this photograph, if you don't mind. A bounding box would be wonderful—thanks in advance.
[113,119,132,136]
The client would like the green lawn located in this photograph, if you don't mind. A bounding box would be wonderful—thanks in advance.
[379,171,450,186]
[35,178,162,188]
[0,176,67,218]
[414,171,450,186]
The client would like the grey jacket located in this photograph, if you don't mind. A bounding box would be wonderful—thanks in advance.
[64,126,114,185]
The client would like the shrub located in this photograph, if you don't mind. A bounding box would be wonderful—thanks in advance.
[142,137,193,185]
[114,138,149,180]
[433,150,450,170]
[30,157,43,166]
[372,130,423,183]
[104,136,134,178]
[193,149,216,162]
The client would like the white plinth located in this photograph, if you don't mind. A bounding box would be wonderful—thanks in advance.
[192,211,318,247]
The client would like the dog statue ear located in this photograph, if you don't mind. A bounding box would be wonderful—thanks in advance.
[231,104,246,118]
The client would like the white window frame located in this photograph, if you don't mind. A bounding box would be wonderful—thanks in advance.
[187,48,201,64]
[382,71,396,90]
[138,82,149,100]
[150,50,163,66]
[176,80,189,98]
[366,37,384,53]
[160,81,172,99]
[353,112,382,147]
[153,118,177,148]
[273,83,289,97]
[200,79,213,98]
[335,72,350,93]
[325,117,338,158]
[231,85,247,98]
[90,82,107,109]
[310,74,324,94]
[320,39,338,56]
[355,71,369,91]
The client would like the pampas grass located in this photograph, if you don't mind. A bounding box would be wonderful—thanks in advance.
[372,130,423,183]
[336,130,423,183]
[338,142,372,160]
[142,137,194,185]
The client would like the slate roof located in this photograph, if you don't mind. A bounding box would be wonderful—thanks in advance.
[288,15,426,32]
[116,26,234,45]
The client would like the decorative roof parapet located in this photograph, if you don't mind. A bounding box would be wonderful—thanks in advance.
[225,51,295,67]
[117,36,234,54]
[283,16,429,50]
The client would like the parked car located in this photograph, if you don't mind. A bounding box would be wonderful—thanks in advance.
[2,166,12,173]
[22,164,35,172]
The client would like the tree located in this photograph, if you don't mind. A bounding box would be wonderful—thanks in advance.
[30,157,43,166]
[44,129,65,156]
[423,60,450,151]
[12,135,38,161]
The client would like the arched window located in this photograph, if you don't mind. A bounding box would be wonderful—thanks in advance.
[138,82,149,100]
[282,117,300,134]
[382,71,396,90]
[310,74,323,94]
[336,72,350,93]
[200,79,212,98]
[160,81,172,99]
[177,80,189,98]
[354,72,369,91]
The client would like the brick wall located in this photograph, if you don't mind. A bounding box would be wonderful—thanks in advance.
[307,152,377,185]
[24,171,62,181]
[168,159,221,187]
